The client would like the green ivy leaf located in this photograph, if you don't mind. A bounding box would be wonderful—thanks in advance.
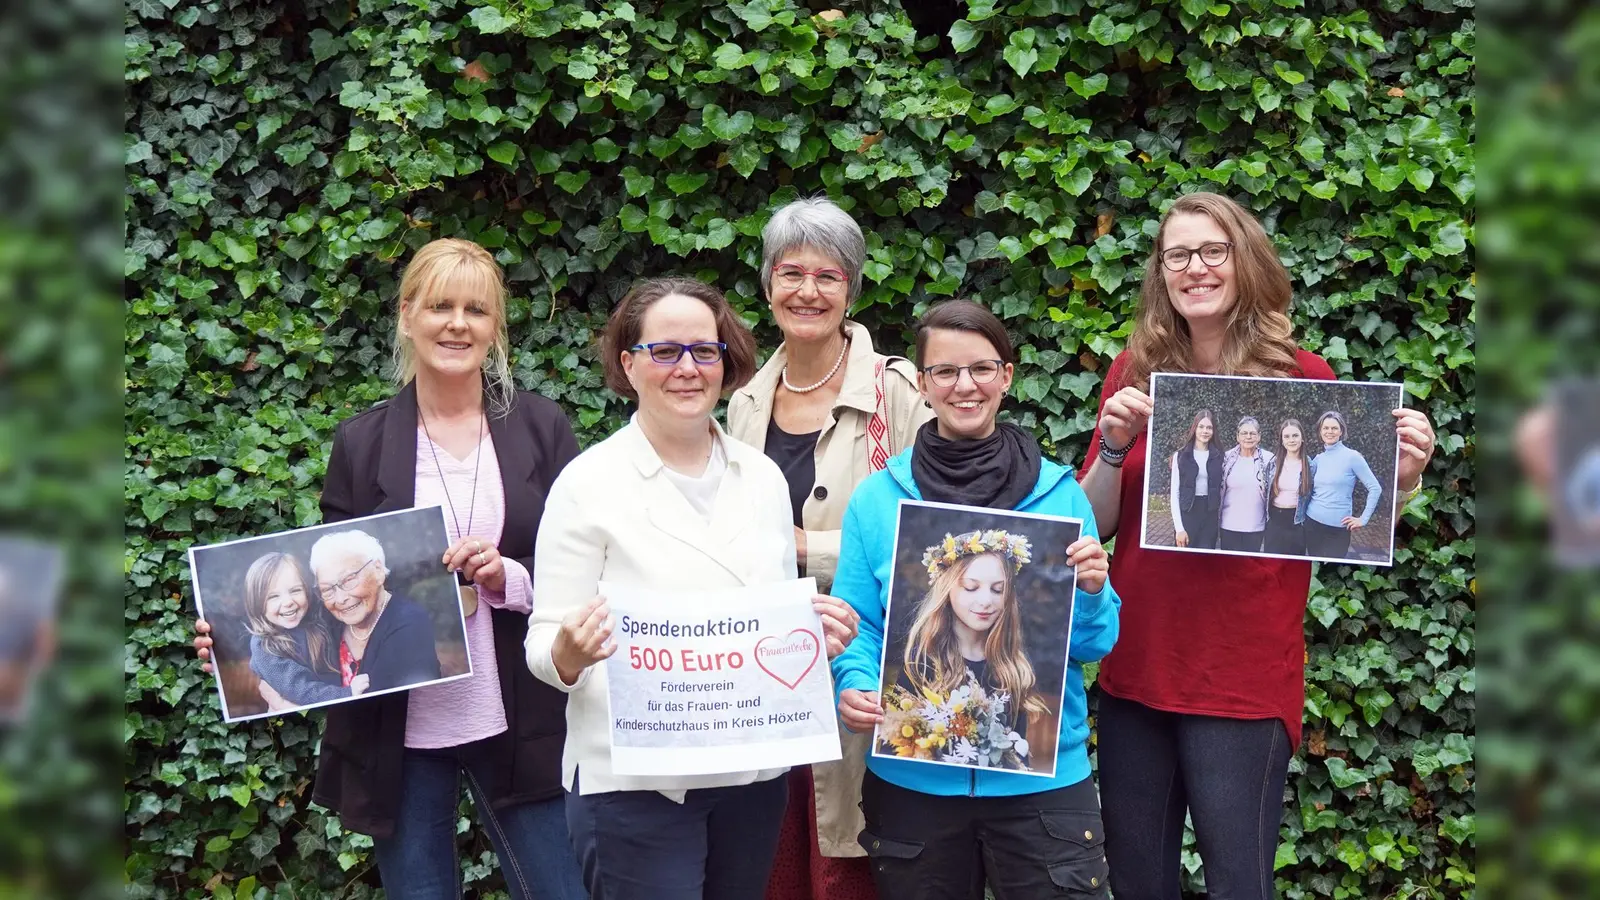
[467,6,513,34]
[665,173,709,195]
[950,20,982,54]
[553,171,591,194]
[486,141,518,165]
[1063,72,1109,98]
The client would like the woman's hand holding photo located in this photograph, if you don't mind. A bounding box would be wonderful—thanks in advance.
[552,594,615,686]
[838,688,883,733]
[1067,537,1109,594]
[349,673,370,696]
[194,618,214,674]
[1099,386,1154,448]
[811,595,858,659]
[1393,407,1437,490]
[443,536,505,594]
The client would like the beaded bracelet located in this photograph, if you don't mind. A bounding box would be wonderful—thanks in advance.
[1098,433,1135,467]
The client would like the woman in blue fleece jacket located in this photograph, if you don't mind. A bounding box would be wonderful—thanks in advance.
[1301,410,1383,559]
[829,301,1120,900]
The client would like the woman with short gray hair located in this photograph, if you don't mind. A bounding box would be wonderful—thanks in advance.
[1217,416,1276,553]
[729,196,933,900]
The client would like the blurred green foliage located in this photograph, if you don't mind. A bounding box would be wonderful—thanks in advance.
[1476,2,1598,898]
[0,0,123,898]
[124,0,1473,897]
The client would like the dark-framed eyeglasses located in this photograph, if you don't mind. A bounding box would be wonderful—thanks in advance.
[1160,241,1233,272]
[630,342,727,365]
[922,360,1005,387]
[317,558,377,598]
[772,263,848,294]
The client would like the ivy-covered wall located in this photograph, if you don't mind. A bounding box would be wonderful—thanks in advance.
[124,1,1475,897]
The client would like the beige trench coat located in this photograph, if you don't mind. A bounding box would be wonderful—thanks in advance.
[726,319,934,857]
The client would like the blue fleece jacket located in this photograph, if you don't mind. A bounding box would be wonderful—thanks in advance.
[829,448,1120,797]
[1303,441,1382,527]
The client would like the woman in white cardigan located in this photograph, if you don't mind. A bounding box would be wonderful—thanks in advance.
[525,277,858,900]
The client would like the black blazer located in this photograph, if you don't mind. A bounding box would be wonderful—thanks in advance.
[310,382,580,838]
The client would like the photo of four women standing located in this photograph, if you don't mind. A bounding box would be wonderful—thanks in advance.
[192,191,1440,900]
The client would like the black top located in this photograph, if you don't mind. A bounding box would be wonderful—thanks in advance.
[764,417,821,527]
[355,592,441,691]
[312,381,580,839]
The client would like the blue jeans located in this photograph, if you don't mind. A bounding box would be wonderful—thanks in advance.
[373,744,586,900]
[565,771,788,900]
[1096,693,1293,900]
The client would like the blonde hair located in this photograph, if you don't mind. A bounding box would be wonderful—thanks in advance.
[392,238,514,415]
[902,551,1049,718]
[1122,192,1302,391]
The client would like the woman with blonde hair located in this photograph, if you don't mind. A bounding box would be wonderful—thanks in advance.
[197,237,586,900]
[890,534,1051,772]
[1078,193,1438,900]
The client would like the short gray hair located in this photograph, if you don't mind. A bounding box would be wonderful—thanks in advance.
[308,530,387,578]
[1237,416,1261,432]
[760,196,867,303]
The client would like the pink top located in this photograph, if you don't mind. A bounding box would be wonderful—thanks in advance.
[404,429,533,749]
[1274,459,1303,509]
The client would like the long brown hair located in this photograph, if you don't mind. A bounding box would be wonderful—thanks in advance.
[1175,407,1216,460]
[241,552,338,674]
[1278,418,1313,499]
[1122,192,1301,390]
[903,552,1050,718]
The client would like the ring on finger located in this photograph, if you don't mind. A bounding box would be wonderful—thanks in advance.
[477,552,486,565]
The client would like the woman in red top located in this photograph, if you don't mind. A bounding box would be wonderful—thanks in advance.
[1077,193,1437,900]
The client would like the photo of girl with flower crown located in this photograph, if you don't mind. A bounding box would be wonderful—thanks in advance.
[873,501,1083,777]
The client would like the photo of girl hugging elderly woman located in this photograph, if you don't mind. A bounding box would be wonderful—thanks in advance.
[188,506,471,722]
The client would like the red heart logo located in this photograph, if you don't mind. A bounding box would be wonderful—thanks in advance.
[754,629,820,690]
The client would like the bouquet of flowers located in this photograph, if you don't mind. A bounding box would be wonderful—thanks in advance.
[877,669,1032,771]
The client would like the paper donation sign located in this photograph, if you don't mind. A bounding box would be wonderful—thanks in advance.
[601,578,841,777]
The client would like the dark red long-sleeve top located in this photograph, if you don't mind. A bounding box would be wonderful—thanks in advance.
[1082,349,1334,746]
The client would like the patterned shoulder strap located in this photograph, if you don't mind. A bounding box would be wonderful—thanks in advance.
[867,359,890,472]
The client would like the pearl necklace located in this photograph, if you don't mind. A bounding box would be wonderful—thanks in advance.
[782,338,849,394]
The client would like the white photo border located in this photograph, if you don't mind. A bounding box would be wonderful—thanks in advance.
[870,497,1083,778]
[1139,372,1405,567]
[187,504,475,723]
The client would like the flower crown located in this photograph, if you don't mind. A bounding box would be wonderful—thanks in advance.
[922,529,1033,581]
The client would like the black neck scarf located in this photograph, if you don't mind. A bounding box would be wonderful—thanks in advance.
[911,419,1043,510]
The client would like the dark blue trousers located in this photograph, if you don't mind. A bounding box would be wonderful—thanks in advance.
[1096,693,1293,900]
[565,771,788,900]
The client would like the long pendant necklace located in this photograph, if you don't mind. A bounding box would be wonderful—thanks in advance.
[420,406,485,618]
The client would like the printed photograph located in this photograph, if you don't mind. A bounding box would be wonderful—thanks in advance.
[0,537,65,724]
[1555,378,1600,568]
[1142,372,1405,566]
[188,507,472,722]
[873,500,1081,778]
